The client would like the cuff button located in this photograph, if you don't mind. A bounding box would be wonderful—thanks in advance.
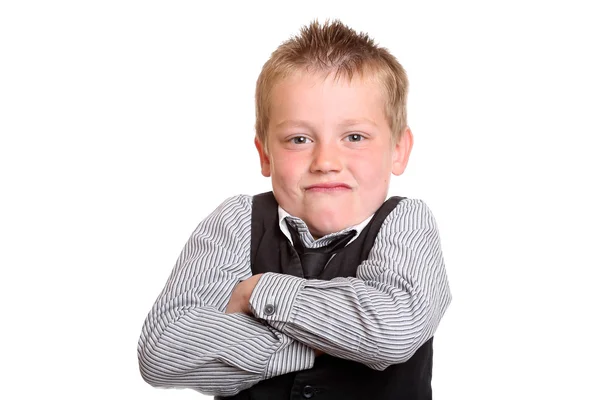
[264,304,276,316]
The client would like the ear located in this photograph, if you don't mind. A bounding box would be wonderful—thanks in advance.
[391,127,414,176]
[254,137,272,177]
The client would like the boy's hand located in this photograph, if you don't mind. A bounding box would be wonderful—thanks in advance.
[225,274,263,314]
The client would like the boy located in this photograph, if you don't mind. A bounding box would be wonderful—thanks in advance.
[138,19,451,400]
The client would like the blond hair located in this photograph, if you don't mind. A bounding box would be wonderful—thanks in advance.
[255,19,409,148]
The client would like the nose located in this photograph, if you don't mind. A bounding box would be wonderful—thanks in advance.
[310,141,342,173]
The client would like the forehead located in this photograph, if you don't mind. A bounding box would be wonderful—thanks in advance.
[273,68,383,96]
[268,70,388,129]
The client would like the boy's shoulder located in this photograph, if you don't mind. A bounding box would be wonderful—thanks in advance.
[383,196,438,231]
[217,193,253,208]
[215,192,274,213]
[205,194,254,221]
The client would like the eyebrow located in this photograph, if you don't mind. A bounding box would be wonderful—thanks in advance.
[274,120,312,129]
[275,119,378,129]
[339,118,379,127]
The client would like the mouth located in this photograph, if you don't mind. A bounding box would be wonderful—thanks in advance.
[305,182,351,192]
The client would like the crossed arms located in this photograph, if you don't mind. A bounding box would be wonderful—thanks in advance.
[137,195,451,396]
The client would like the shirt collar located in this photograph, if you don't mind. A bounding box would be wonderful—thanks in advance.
[278,206,373,248]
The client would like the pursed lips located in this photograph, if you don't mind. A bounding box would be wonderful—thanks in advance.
[304,182,351,192]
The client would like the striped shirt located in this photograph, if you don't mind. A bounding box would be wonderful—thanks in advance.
[137,194,451,397]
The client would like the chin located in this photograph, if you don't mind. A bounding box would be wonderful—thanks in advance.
[304,215,351,238]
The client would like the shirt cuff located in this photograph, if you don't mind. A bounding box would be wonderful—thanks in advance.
[249,273,305,326]
[264,328,315,379]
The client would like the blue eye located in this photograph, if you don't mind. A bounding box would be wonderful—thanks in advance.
[346,133,364,142]
[291,136,311,144]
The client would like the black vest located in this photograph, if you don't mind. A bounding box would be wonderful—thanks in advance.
[219,192,433,400]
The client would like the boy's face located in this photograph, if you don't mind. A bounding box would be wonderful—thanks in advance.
[256,71,413,238]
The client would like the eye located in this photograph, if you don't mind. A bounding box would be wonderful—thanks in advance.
[346,133,365,142]
[290,136,312,145]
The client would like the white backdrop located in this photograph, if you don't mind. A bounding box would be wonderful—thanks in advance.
[1,1,599,399]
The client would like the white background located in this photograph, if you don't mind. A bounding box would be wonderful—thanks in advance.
[1,1,599,399]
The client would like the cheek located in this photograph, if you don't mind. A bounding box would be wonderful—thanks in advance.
[271,153,305,184]
[353,150,392,183]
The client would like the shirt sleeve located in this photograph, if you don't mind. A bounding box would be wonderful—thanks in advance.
[137,195,315,397]
[249,198,452,370]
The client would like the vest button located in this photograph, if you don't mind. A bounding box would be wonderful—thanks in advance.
[302,385,314,398]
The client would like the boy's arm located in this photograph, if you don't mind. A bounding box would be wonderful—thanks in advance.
[137,195,315,397]
[247,199,451,371]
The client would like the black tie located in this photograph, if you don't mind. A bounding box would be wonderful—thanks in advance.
[286,220,356,279]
